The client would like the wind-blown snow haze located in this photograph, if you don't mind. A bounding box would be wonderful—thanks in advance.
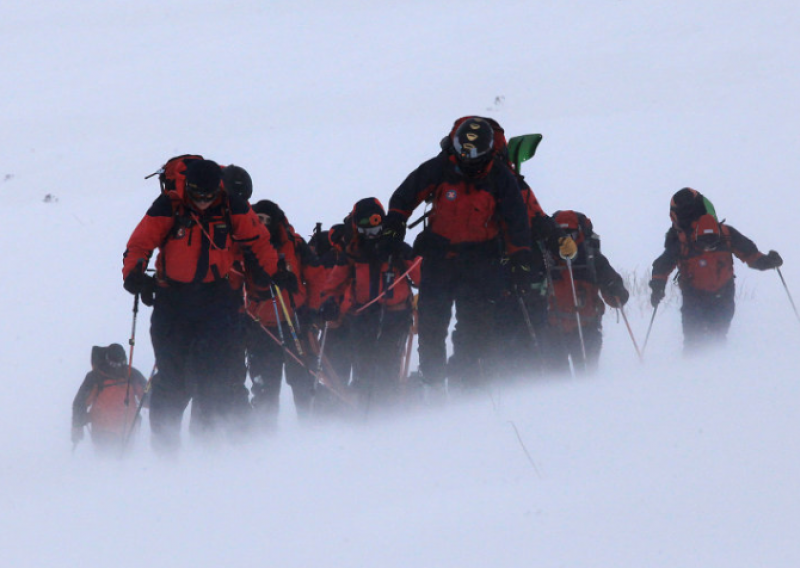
[2,2,799,567]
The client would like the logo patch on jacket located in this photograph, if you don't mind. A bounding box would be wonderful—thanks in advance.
[445,189,457,201]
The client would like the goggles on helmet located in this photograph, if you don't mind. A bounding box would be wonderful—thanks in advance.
[357,225,383,238]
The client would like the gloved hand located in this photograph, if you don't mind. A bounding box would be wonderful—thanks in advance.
[604,284,630,308]
[296,305,319,328]
[558,236,578,260]
[123,260,156,306]
[320,297,340,322]
[753,250,783,270]
[71,426,84,444]
[271,268,299,294]
[377,212,407,261]
[509,250,534,295]
[649,279,666,308]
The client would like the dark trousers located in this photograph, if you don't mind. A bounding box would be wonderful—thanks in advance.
[681,282,735,354]
[417,254,502,386]
[348,307,411,410]
[493,291,549,379]
[149,282,249,454]
[542,321,603,375]
[244,318,314,425]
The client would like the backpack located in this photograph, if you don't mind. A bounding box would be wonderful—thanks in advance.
[85,346,140,436]
[676,214,734,292]
[145,154,204,197]
[669,187,716,231]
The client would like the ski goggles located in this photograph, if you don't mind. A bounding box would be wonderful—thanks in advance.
[187,184,218,203]
[357,225,382,237]
[256,213,271,226]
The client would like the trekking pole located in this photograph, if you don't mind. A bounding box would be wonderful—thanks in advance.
[316,322,329,376]
[617,303,643,363]
[273,284,305,356]
[120,363,157,456]
[565,258,587,369]
[641,304,659,357]
[776,268,800,324]
[123,291,140,410]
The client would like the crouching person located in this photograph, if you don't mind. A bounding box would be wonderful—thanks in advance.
[72,344,148,457]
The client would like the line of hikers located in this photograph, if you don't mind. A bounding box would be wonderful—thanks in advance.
[71,116,784,456]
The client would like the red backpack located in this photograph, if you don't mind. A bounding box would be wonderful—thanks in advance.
[85,346,142,437]
[145,154,204,197]
[677,214,734,292]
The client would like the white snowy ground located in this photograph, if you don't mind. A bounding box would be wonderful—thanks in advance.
[2,2,800,567]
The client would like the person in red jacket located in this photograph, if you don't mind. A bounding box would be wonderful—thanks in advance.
[308,222,354,413]
[72,344,148,456]
[650,200,782,354]
[380,117,533,391]
[544,210,628,374]
[243,199,325,427]
[122,159,278,454]
[321,198,421,411]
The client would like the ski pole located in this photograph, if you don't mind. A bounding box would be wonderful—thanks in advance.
[777,268,800,324]
[316,322,329,376]
[641,304,659,357]
[123,291,140,409]
[617,302,643,363]
[565,258,587,369]
[273,283,305,356]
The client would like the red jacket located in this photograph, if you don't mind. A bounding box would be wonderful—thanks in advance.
[245,224,325,325]
[322,241,421,315]
[123,193,277,287]
[388,153,531,255]
[652,222,767,293]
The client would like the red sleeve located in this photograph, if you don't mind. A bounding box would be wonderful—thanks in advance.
[321,263,353,303]
[122,195,175,280]
[230,204,279,280]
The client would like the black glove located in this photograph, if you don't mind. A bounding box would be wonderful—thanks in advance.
[753,250,783,270]
[124,261,156,306]
[377,212,407,261]
[296,305,318,328]
[649,279,666,308]
[272,269,299,294]
[604,284,629,308]
[509,250,534,295]
[320,297,340,322]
